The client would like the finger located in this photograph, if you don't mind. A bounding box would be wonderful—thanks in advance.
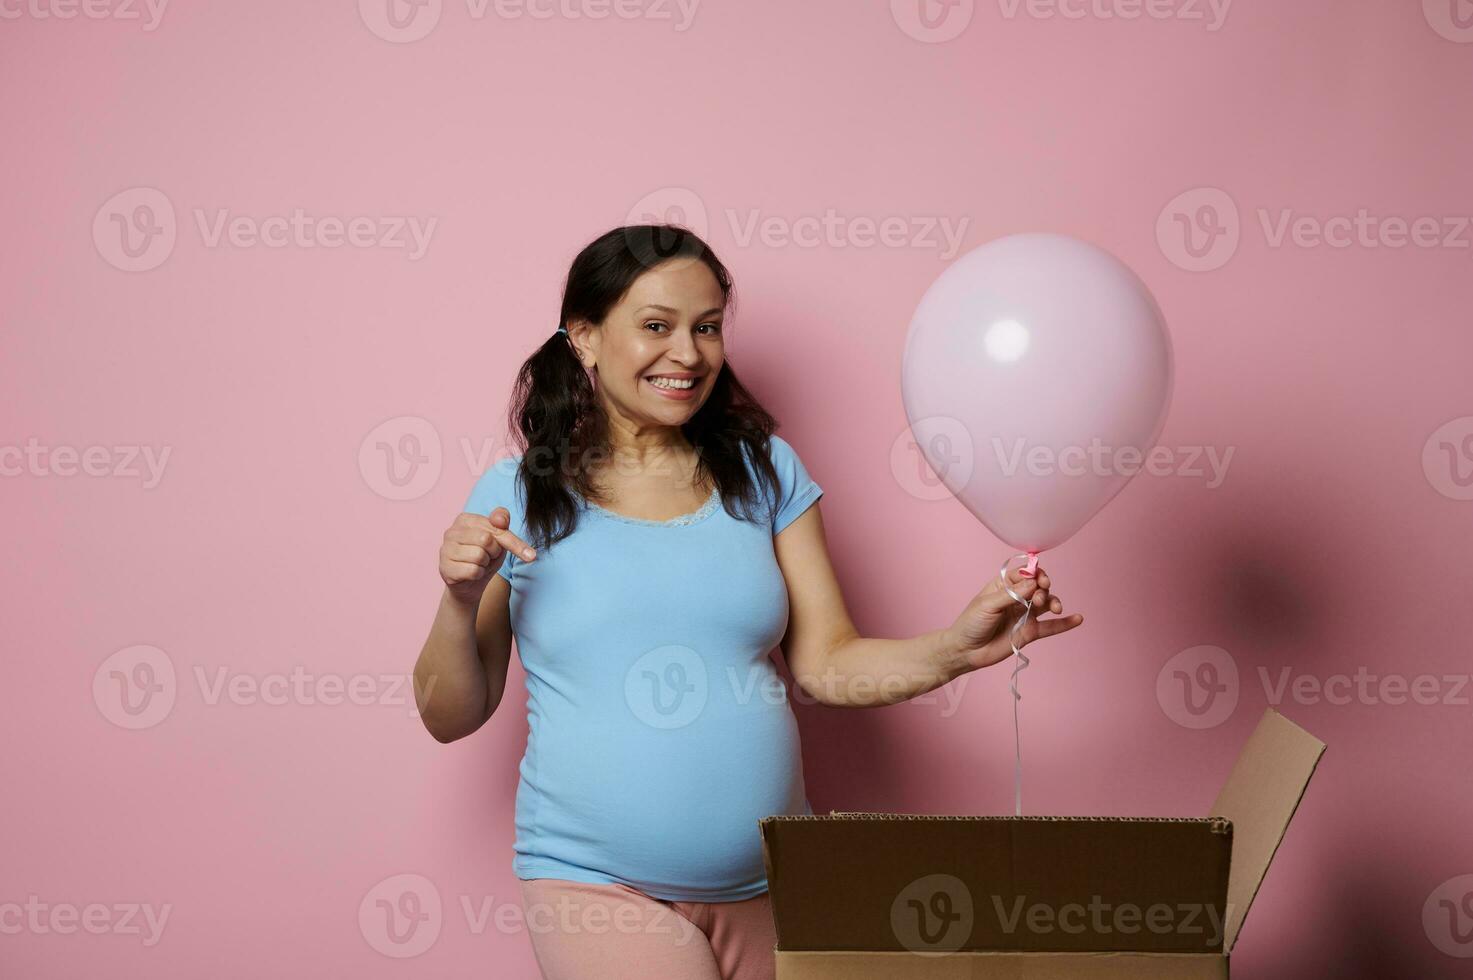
[1019,613,1084,645]
[482,509,537,559]
[982,577,1038,613]
[456,522,537,561]
[1034,569,1055,609]
[984,569,1012,594]
[447,544,492,567]
[443,559,488,581]
[494,529,537,561]
[447,523,497,548]
[457,508,520,540]
[990,564,1032,593]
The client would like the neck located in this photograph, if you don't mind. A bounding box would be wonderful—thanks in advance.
[599,399,692,466]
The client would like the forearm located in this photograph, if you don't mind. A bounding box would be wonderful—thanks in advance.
[414,590,492,742]
[793,629,970,708]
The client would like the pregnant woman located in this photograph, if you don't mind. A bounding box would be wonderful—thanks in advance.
[412,224,1084,980]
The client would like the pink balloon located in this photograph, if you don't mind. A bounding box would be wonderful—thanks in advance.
[902,233,1174,555]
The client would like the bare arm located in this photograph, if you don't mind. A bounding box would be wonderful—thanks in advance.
[775,502,1083,708]
[414,508,536,742]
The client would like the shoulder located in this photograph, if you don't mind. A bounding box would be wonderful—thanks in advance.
[743,433,804,472]
[755,433,823,534]
[765,433,818,485]
[767,433,801,465]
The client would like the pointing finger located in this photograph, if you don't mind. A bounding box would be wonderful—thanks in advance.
[491,526,537,561]
[1019,613,1084,645]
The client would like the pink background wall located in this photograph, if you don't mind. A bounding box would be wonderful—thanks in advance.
[4,1,1471,976]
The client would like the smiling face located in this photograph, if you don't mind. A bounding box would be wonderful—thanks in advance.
[571,258,727,443]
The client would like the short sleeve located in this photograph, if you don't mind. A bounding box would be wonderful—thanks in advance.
[767,435,824,535]
[463,454,527,582]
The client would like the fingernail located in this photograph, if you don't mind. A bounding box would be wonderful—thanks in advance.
[524,548,536,559]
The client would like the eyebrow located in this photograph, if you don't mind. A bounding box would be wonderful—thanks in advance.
[637,304,725,318]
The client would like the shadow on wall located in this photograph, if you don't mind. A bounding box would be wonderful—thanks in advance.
[1273,859,1432,979]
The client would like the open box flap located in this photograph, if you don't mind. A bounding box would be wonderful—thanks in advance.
[1207,707,1326,952]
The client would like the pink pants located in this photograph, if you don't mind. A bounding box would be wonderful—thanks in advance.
[519,877,776,980]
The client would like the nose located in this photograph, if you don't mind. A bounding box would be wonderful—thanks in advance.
[667,326,702,366]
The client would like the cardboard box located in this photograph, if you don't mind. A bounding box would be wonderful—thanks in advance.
[760,708,1325,978]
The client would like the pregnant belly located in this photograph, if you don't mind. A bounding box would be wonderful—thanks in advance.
[516,697,808,895]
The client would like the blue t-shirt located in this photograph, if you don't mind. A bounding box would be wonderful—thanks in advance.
[463,434,824,902]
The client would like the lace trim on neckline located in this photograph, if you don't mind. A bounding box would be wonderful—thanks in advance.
[582,487,721,528]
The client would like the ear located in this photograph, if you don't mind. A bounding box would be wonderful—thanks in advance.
[565,317,596,367]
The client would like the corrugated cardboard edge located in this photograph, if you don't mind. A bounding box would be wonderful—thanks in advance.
[1208,707,1326,952]
[759,814,784,947]
[774,949,1228,979]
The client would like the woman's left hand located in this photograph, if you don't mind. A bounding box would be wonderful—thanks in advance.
[943,563,1084,672]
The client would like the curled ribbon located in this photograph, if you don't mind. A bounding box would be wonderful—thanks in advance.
[999,550,1040,816]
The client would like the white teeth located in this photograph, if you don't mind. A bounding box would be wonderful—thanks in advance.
[648,377,695,390]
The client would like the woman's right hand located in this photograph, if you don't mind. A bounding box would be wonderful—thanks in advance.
[439,508,537,605]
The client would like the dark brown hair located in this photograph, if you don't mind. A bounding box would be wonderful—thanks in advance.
[504,224,784,552]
